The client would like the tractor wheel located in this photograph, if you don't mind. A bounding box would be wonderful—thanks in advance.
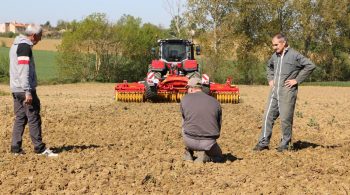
[144,82,158,101]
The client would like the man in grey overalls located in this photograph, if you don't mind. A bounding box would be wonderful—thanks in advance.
[253,33,316,152]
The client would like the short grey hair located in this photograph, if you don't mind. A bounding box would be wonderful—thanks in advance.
[25,24,42,36]
[273,33,288,43]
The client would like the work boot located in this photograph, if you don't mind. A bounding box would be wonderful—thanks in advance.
[253,144,269,151]
[276,145,289,152]
[194,151,211,163]
[183,148,194,161]
[211,155,224,163]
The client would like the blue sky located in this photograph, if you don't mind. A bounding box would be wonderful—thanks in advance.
[0,0,185,28]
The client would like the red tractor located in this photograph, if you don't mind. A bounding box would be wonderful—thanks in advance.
[115,39,239,103]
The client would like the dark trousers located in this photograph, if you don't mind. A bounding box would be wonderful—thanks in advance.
[11,91,46,153]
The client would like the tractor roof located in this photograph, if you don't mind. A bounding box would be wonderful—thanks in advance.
[158,39,192,44]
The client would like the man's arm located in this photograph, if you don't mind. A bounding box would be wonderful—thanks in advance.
[266,56,274,83]
[295,52,316,84]
[180,102,185,120]
[16,43,32,104]
[217,105,222,131]
[266,57,275,87]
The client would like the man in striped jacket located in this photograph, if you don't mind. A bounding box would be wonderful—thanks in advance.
[9,24,57,157]
[253,33,316,152]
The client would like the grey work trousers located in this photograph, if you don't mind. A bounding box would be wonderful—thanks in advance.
[183,134,222,158]
[258,86,298,147]
[11,91,46,153]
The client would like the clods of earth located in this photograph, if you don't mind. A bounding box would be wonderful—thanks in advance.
[0,83,349,194]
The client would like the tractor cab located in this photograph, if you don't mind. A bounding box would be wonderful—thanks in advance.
[158,39,196,62]
[150,39,200,76]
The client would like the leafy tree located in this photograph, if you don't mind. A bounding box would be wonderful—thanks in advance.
[291,0,350,81]
[57,13,169,83]
[185,0,236,82]
[169,16,187,38]
[184,0,350,83]
[186,0,235,55]
[58,13,116,81]
[110,15,169,81]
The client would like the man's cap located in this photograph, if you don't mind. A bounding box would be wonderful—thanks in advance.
[186,77,202,88]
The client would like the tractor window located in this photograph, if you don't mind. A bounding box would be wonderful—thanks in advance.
[161,43,188,62]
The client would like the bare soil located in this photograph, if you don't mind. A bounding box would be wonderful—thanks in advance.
[0,83,349,194]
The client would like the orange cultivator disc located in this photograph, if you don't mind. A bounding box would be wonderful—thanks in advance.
[156,92,186,102]
[116,92,144,102]
[115,81,145,102]
[211,92,240,103]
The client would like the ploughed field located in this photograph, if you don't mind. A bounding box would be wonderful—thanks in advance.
[0,83,349,194]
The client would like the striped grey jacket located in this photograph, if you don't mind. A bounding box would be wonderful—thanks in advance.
[9,35,37,95]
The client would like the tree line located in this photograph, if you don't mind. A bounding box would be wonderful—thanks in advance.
[58,0,350,84]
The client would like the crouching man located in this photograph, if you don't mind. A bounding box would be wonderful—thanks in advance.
[180,77,223,163]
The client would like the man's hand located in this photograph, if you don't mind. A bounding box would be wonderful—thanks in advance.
[284,79,298,88]
[269,80,274,88]
[24,94,33,105]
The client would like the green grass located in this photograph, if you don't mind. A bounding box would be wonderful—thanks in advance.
[302,81,350,87]
[0,47,58,82]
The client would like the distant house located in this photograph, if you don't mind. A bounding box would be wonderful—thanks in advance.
[0,22,28,34]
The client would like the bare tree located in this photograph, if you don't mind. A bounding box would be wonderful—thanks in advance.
[185,0,234,54]
[163,0,184,36]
